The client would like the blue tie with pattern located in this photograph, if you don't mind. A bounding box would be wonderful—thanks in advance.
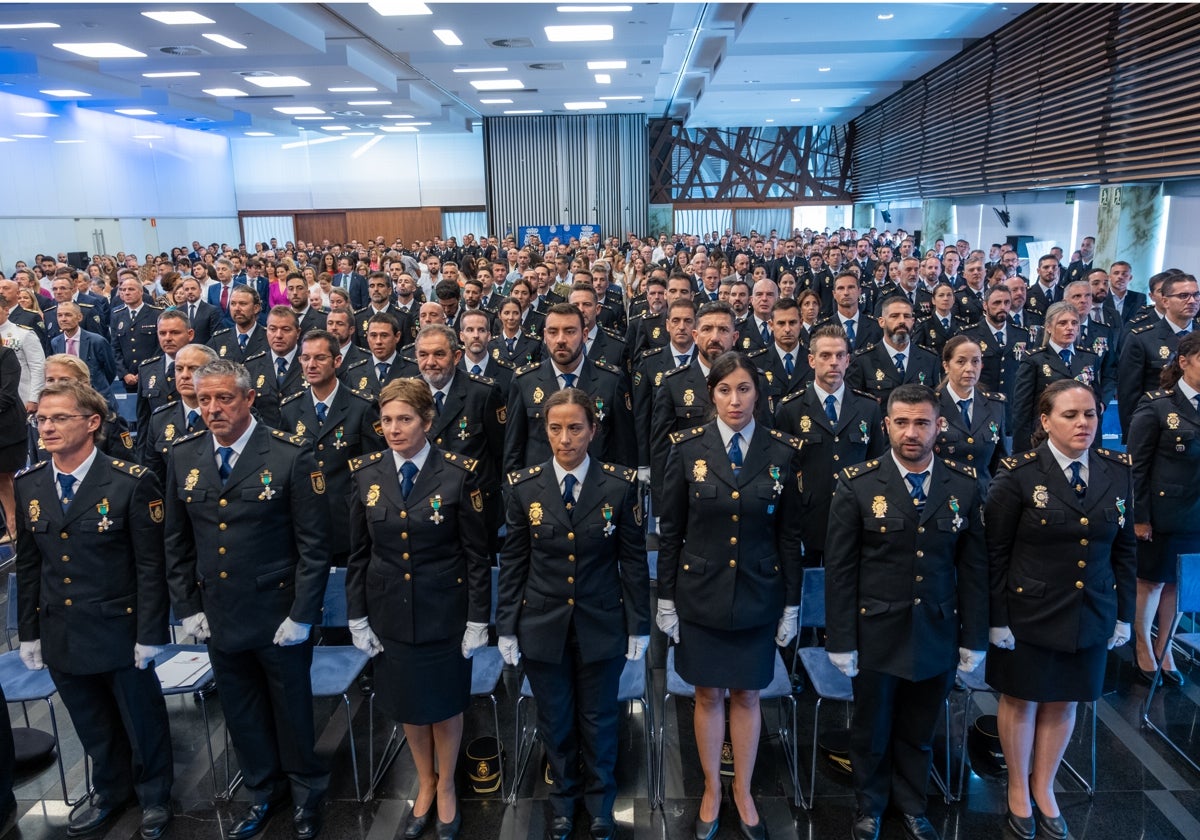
[1059,348,1072,367]
[187,409,200,431]
[1068,461,1086,499]
[57,474,75,510]
[958,399,972,427]
[784,352,795,376]
[275,357,287,381]
[729,432,744,476]
[895,352,906,375]
[471,364,482,376]
[238,333,248,350]
[906,471,928,512]
[399,461,418,501]
[217,446,234,485]
[562,473,577,516]
[315,402,327,423]
[844,320,856,344]
[824,394,838,424]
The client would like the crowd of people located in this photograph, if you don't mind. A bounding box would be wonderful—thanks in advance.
[0,224,1192,840]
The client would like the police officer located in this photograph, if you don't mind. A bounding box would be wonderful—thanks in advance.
[142,343,218,483]
[165,360,331,840]
[488,296,543,369]
[15,381,173,839]
[632,299,697,490]
[243,306,305,429]
[111,276,163,392]
[847,297,939,406]
[280,330,381,567]
[934,336,1008,482]
[775,325,886,568]
[751,298,814,410]
[623,274,669,361]
[961,285,1030,433]
[458,309,514,393]
[209,286,267,362]
[136,309,192,441]
[497,389,650,840]
[343,312,409,398]
[824,384,988,840]
[567,283,627,369]
[354,272,413,351]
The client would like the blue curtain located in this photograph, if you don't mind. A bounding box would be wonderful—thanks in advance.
[733,208,791,237]
[442,211,488,242]
[673,208,732,236]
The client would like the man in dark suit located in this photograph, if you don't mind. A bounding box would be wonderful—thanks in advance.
[15,380,173,839]
[818,272,882,353]
[111,277,163,392]
[342,312,407,398]
[623,275,669,361]
[1025,255,1064,320]
[751,298,813,413]
[165,359,331,840]
[824,384,988,840]
[209,286,268,362]
[565,283,627,370]
[176,277,224,345]
[141,343,216,484]
[1099,261,1146,327]
[1063,280,1119,403]
[952,258,988,326]
[847,298,939,406]
[206,258,246,329]
[136,310,192,441]
[960,286,1031,431]
[458,309,514,392]
[280,330,381,567]
[325,309,369,371]
[1061,236,1096,286]
[354,273,412,350]
[333,256,369,311]
[46,276,108,341]
[737,278,777,354]
[50,302,118,403]
[285,274,327,336]
[243,307,305,429]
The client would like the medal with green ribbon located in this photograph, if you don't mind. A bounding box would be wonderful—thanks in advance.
[430,494,444,524]
[333,426,347,449]
[859,419,870,443]
[989,420,1000,444]
[949,496,963,530]
[770,465,783,494]
[97,498,112,532]
[259,470,275,500]
[458,417,469,440]
[602,503,615,536]
[595,397,606,422]
[1116,497,1126,528]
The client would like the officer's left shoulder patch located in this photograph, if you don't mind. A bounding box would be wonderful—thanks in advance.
[1095,447,1132,466]
[601,462,636,483]
[507,464,542,485]
[138,355,163,368]
[668,425,706,446]
[466,371,495,386]
[745,346,768,360]
[767,428,803,451]
[980,389,1006,402]
[941,458,977,479]
[347,387,374,402]
[14,460,48,479]
[270,428,307,447]
[442,450,478,472]
[109,458,146,477]
[151,400,178,416]
[171,429,208,446]
[592,359,620,375]
[350,451,385,472]
[842,459,881,480]
[280,390,306,406]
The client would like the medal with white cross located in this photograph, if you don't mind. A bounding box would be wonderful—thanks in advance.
[989,420,1000,444]
[97,498,112,532]
[332,427,347,449]
[595,397,606,423]
[949,496,964,530]
[430,495,444,524]
[458,417,469,440]
[770,465,783,495]
[1116,497,1126,528]
[602,503,615,536]
[258,471,275,500]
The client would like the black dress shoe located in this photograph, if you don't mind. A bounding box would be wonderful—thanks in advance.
[1136,667,1160,686]
[736,813,766,840]
[547,814,574,840]
[0,793,17,834]
[1036,812,1067,840]
[851,813,881,840]
[293,806,322,840]
[1162,668,1186,686]
[590,815,615,840]
[435,810,461,840]
[67,797,130,837]
[227,801,280,840]
[141,804,172,840]
[404,806,433,839]
[1005,809,1035,840]
[694,815,718,840]
[900,813,940,840]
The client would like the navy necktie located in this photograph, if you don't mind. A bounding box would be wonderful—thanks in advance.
[275,357,288,381]
[760,322,770,344]
[941,317,950,330]
[186,409,200,431]
[377,362,390,381]
[217,446,234,485]
[728,432,744,476]
[399,461,418,501]
[895,352,906,375]
[562,473,578,515]
[1194,395,1200,415]
[435,392,444,414]
[561,373,577,388]
[1059,348,1072,367]
[471,364,482,376]
[844,319,856,343]
[784,352,795,376]
[906,471,928,512]
[995,330,1005,348]
[824,394,838,424]
[57,474,75,510]
[238,333,248,350]
[677,353,689,367]
[1068,461,1086,499]
[315,402,327,423]
[958,398,972,428]
[506,337,516,354]
[1012,312,1022,327]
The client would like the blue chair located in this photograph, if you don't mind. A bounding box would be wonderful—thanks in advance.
[1142,552,1200,773]
[155,628,223,797]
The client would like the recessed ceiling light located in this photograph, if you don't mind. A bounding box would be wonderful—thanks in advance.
[479,98,513,104]
[329,86,377,93]
[133,134,163,139]
[116,108,157,116]
[545,24,613,42]
[587,60,626,70]
[17,111,57,118]
[0,137,16,142]
[54,139,85,144]
[380,126,419,132]
[765,118,774,123]
[452,67,509,74]
[281,136,348,150]
[594,73,611,84]
[369,1,431,16]
[244,131,274,137]
[818,66,831,72]
[503,109,543,115]
[433,29,462,46]
[143,71,200,78]
[347,100,391,106]
[470,79,524,91]
[204,87,247,97]
[13,134,45,139]
[142,11,215,25]
[393,121,431,126]
[40,89,90,97]
[54,42,146,59]
[557,5,633,12]
[244,75,310,89]
[878,13,895,21]
[0,22,60,30]
[564,100,606,110]
[598,95,641,101]
[202,33,247,50]
[321,125,351,131]
[382,114,415,119]
[294,116,333,121]
[344,132,377,137]
[274,106,325,115]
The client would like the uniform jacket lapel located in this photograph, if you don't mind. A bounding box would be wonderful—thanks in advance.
[223,424,270,491]
[317,391,350,441]
[429,378,466,441]
[737,426,770,487]
[1036,446,1086,514]
[407,447,444,509]
[62,459,112,527]
[571,460,610,522]
[920,460,951,526]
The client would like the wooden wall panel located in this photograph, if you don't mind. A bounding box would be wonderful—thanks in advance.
[345,208,442,244]
[294,212,347,247]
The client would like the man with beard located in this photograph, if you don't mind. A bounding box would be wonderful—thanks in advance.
[325,310,368,370]
[136,310,193,448]
[1062,236,1097,285]
[1101,261,1146,326]
[355,273,412,350]
[243,307,305,429]
[847,297,939,406]
[632,299,697,490]
[819,272,882,352]
[960,285,1030,431]
[210,287,267,361]
[625,274,670,361]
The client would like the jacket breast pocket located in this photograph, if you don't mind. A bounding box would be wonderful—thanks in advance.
[1009,574,1046,597]
[864,517,905,534]
[241,487,280,502]
[1028,509,1065,526]
[692,484,717,500]
[587,522,612,540]
[178,488,208,502]
[680,554,707,575]
[531,524,556,541]
[256,567,294,592]
[100,593,136,618]
[26,519,48,534]
[936,516,963,534]
[367,507,388,522]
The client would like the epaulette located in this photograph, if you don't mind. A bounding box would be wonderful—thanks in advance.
[139,355,163,367]
[745,346,769,360]
[343,357,368,370]
[980,389,1006,402]
[853,342,877,356]
[244,350,267,362]
[639,345,666,359]
[77,302,94,309]
[601,462,637,482]
[592,358,621,375]
[110,459,147,477]
[112,304,130,314]
[507,464,543,484]
[1145,389,1171,400]
[349,451,385,472]
[171,429,208,446]
[148,305,165,312]
[1000,450,1040,470]
[1026,345,1050,355]
[601,325,624,342]
[151,400,179,415]
[211,327,231,338]
[14,460,48,479]
[842,459,881,479]
[466,371,495,386]
[514,361,542,376]
[492,356,515,370]
[941,458,977,479]
[280,390,306,406]
[849,388,876,400]
[663,364,692,379]
[779,389,805,405]
[269,428,307,447]
[346,387,374,402]
[767,428,803,451]
[441,450,478,472]
[1095,447,1131,466]
[1130,322,1155,335]
[668,425,706,445]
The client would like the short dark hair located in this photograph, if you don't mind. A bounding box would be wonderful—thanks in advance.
[887,383,939,415]
[301,329,340,358]
[544,301,584,329]
[367,312,400,333]
[705,351,759,395]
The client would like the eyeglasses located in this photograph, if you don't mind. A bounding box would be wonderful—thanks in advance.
[34,414,91,426]
[1166,291,1200,301]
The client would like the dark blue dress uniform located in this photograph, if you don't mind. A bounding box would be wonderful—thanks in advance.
[952,286,986,325]
[824,455,988,819]
[497,460,649,822]
[339,353,408,399]
[110,304,163,387]
[657,423,804,689]
[1117,317,1194,440]
[624,311,668,361]
[1011,346,1101,453]
[14,456,173,812]
[1075,319,1119,403]
[1127,389,1200,584]
[135,355,177,441]
[631,345,694,472]
[503,360,635,474]
[846,342,939,407]
[488,332,542,368]
[164,424,332,807]
[141,401,207,484]
[774,386,887,566]
[913,313,962,359]
[750,345,813,411]
[984,446,1137,701]
[208,325,267,362]
[960,321,1031,430]
[345,447,490,724]
[933,387,1008,482]
[243,351,305,430]
[281,385,382,566]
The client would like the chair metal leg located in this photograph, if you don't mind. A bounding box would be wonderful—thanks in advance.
[801,697,822,810]
[487,694,506,802]
[508,695,538,805]
[1058,701,1096,797]
[42,698,90,807]
[955,687,974,801]
[655,692,672,809]
[340,692,362,802]
[193,687,224,799]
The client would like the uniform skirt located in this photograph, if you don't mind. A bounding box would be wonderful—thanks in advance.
[675,619,776,691]
[1136,531,1200,584]
[985,638,1108,703]
[375,635,471,726]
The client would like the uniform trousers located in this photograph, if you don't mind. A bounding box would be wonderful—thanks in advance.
[523,624,625,820]
[849,667,955,817]
[208,642,328,807]
[48,665,173,808]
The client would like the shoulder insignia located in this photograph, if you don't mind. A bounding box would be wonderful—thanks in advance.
[442,450,478,472]
[592,359,620,374]
[1003,450,1040,470]
[112,459,147,477]
[171,429,209,446]
[1145,389,1170,400]
[668,425,706,445]
[14,460,49,479]
[768,428,803,451]
[493,356,515,370]
[348,456,367,472]
[514,361,542,376]
[344,357,368,370]
[507,464,543,484]
[779,390,804,405]
[641,345,665,358]
[1095,447,1132,466]
[13,322,33,331]
[212,327,231,337]
[269,428,307,447]
[346,387,374,402]
[280,390,307,406]
[151,400,179,416]
[663,364,691,379]
[1130,323,1154,334]
[466,371,495,385]
[244,350,267,362]
[601,326,623,342]
[842,459,881,480]
[849,388,876,400]
[745,346,768,359]
[942,458,977,479]
[139,355,163,367]
[853,342,877,356]
[980,389,1006,402]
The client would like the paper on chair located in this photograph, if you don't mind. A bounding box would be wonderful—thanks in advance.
[156,650,211,689]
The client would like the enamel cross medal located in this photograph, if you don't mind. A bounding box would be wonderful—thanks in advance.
[430,495,444,524]
[770,465,783,495]
[949,497,964,530]
[1116,497,1126,528]
[602,503,615,536]
[97,498,112,532]
[458,417,469,440]
[258,471,275,500]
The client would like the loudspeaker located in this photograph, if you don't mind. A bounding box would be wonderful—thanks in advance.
[66,251,89,270]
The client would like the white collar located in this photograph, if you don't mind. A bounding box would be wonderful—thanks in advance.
[391,440,432,475]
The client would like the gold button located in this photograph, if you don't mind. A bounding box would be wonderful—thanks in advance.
[63,577,71,584]
[402,552,410,560]
[1080,517,1088,525]
[915,575,924,582]
[568,554,575,562]
[966,437,974,444]
[126,607,133,614]
[567,576,574,584]
[60,531,69,539]
[318,461,324,467]
[318,444,325,451]
[219,499,228,507]
[187,496,192,502]
[917,526,925,534]
[1080,538,1088,546]
[1078,561,1086,568]
[65,599,72,606]
[405,573,411,581]
[967,454,974,461]
[916,551,924,558]
[279,582,285,589]
[731,491,740,499]
[401,532,408,539]
[457,578,462,584]
[729,560,737,567]
[913,598,921,605]
[61,555,69,562]
[1075,581,1084,589]
[567,598,574,605]
[219,523,227,530]
[731,514,739,522]
[729,536,738,545]
[218,546,226,555]
[880,526,887,533]
[220,571,228,579]
[833,436,840,443]
[400,510,407,518]
[860,607,867,614]
[683,564,690,571]
[1016,586,1024,593]
[567,532,575,540]
[833,454,840,462]
[1040,519,1047,525]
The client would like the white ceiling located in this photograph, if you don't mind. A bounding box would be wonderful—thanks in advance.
[0,2,1032,138]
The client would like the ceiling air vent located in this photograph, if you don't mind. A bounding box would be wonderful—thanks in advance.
[487,37,534,49]
[159,45,206,56]
[182,116,215,123]
[527,62,564,71]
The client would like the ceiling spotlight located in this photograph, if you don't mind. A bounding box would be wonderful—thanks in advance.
[115,108,157,116]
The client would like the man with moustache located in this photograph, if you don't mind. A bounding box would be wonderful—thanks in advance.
[848,297,939,406]
[960,286,1030,431]
[210,287,268,362]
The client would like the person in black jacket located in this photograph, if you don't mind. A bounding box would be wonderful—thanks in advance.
[0,345,27,541]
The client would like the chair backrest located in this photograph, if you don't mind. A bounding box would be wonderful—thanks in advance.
[322,567,350,629]
[1178,554,1200,614]
[799,567,826,629]
[6,573,18,644]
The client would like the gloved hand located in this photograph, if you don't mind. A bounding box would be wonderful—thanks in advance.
[828,650,859,678]
[134,643,164,670]
[989,626,1016,650]
[1107,620,1131,650]
[958,648,986,673]
[273,617,311,646]
[498,635,521,666]
[655,598,680,643]
[181,612,210,642]
[625,635,649,661]
[348,617,384,657]
[775,605,799,647]
[637,466,651,484]
[461,621,489,658]
[19,640,44,670]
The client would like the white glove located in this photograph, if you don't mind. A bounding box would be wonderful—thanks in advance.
[775,605,799,647]
[958,648,986,673]
[461,621,489,658]
[181,612,210,642]
[989,626,1016,650]
[655,599,680,643]
[828,650,859,678]
[134,643,164,670]
[347,617,384,657]
[19,640,44,670]
[625,635,650,661]
[273,617,311,646]
[1107,620,1131,650]
[498,635,521,666]
[636,466,651,483]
